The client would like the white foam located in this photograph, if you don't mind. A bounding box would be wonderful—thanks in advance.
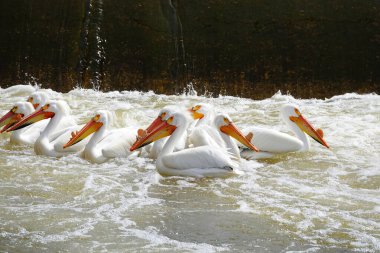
[0,86,379,252]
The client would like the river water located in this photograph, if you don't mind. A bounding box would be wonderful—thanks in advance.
[0,85,379,252]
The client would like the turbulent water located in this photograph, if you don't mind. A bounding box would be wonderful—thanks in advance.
[0,84,379,252]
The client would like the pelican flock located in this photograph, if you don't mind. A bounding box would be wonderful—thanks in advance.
[0,90,330,177]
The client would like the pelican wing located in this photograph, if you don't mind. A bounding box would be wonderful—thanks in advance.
[242,126,303,153]
[48,116,78,142]
[148,138,166,159]
[15,119,49,145]
[162,146,237,170]
[101,127,137,158]
[188,125,225,148]
[53,124,88,153]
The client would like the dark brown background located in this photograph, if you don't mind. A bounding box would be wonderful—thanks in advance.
[0,0,379,99]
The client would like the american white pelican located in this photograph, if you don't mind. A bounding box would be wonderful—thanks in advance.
[139,106,187,159]
[130,112,257,178]
[0,91,51,145]
[7,100,88,157]
[241,104,330,159]
[188,103,224,147]
[0,91,52,145]
[0,102,46,145]
[188,109,259,159]
[0,102,32,133]
[189,103,215,127]
[27,91,50,109]
[63,110,138,163]
[214,113,259,158]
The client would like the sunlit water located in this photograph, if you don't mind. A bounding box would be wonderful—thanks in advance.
[0,84,379,252]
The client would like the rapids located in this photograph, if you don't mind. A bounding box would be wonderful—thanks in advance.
[0,85,379,252]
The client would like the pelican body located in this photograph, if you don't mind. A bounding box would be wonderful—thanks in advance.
[0,102,42,145]
[139,106,187,159]
[7,100,88,157]
[131,112,258,178]
[63,110,138,163]
[241,104,329,159]
[188,104,258,160]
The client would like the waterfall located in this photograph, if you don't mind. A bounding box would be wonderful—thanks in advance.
[77,0,106,90]
[161,0,188,93]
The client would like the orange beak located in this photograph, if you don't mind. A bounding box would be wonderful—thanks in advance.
[130,121,176,151]
[63,119,103,148]
[290,114,329,148]
[220,122,259,152]
[0,110,24,133]
[6,107,54,132]
[145,116,165,133]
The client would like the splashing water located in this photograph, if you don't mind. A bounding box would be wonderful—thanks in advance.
[0,85,379,252]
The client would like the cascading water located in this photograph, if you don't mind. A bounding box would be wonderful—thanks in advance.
[161,0,188,93]
[77,0,106,90]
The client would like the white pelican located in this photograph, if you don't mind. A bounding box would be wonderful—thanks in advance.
[139,106,187,159]
[189,103,215,127]
[0,102,45,145]
[188,103,223,147]
[241,104,330,159]
[0,91,51,145]
[0,91,53,145]
[213,113,259,159]
[7,100,88,157]
[188,109,259,159]
[63,110,138,163]
[130,112,258,178]
[27,91,50,109]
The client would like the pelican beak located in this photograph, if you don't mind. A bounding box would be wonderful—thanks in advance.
[188,108,204,120]
[289,114,329,148]
[220,122,259,152]
[130,121,176,151]
[63,119,103,148]
[6,107,54,132]
[145,116,165,133]
[0,110,24,133]
[27,97,39,109]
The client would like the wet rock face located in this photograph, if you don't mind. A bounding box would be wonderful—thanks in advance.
[0,0,379,98]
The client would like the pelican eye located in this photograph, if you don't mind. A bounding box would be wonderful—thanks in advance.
[27,97,33,103]
[93,114,100,121]
[11,106,18,113]
[223,117,230,124]
[160,112,167,119]
[294,108,301,116]
[167,116,174,124]
[42,104,49,110]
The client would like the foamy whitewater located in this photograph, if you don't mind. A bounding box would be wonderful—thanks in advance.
[0,84,379,252]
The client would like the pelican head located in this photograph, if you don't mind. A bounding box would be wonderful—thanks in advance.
[63,110,110,148]
[131,112,190,151]
[0,102,35,132]
[189,103,214,121]
[280,104,329,148]
[148,106,177,131]
[27,91,49,109]
[137,106,179,140]
[6,100,69,132]
[214,113,259,152]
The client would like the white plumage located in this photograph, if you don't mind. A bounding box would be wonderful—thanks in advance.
[241,104,329,159]
[131,111,237,178]
[63,110,138,163]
